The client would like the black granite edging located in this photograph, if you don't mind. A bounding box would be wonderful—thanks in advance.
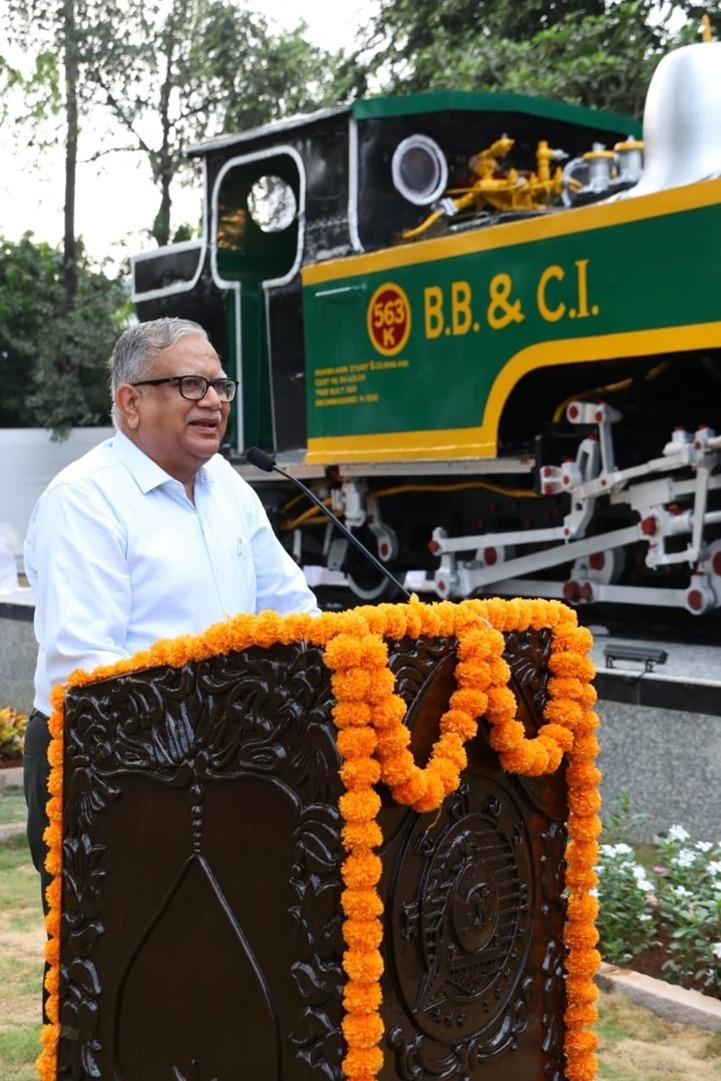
[595,671,721,716]
[0,603,34,623]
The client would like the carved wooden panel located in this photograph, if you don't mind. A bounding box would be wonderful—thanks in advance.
[57,629,566,1080]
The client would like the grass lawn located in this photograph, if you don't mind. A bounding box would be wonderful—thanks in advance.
[0,785,26,827]
[2,828,721,1081]
[0,833,44,1081]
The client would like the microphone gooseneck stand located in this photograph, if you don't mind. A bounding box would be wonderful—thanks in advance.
[245,447,411,601]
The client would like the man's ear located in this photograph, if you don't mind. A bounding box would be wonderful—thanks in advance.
[115,384,142,430]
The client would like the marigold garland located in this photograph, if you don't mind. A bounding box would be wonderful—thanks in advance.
[39,597,599,1081]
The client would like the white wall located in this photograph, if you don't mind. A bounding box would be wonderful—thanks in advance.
[0,428,114,560]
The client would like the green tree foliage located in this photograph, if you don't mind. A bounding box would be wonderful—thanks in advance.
[7,0,343,249]
[363,0,711,116]
[0,235,128,432]
[75,0,344,246]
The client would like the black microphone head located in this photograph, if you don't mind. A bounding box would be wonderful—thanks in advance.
[245,446,276,473]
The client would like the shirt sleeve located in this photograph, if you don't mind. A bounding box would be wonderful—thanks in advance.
[26,481,132,691]
[241,481,320,615]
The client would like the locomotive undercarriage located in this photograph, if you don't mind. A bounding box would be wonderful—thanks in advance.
[249,352,721,616]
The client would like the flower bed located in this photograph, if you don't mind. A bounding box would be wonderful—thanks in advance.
[0,707,26,767]
[596,826,721,999]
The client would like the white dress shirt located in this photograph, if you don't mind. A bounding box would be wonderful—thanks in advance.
[25,431,319,714]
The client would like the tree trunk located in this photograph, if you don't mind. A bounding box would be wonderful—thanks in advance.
[151,172,172,247]
[63,0,79,311]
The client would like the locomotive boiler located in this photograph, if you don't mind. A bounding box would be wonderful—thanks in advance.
[132,39,721,616]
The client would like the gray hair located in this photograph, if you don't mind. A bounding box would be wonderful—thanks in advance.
[110,317,209,427]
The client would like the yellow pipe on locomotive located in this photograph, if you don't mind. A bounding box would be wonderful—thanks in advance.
[401,136,565,240]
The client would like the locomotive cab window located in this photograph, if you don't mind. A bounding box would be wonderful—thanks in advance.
[215,153,301,283]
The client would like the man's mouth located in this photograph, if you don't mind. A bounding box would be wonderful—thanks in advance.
[189,416,221,432]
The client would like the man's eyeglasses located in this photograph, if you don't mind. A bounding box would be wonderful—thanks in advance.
[131,375,239,402]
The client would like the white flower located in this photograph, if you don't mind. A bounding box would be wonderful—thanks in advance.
[712,943,721,960]
[674,885,692,898]
[631,865,654,891]
[639,913,653,922]
[696,841,713,853]
[708,861,721,877]
[614,843,633,855]
[674,848,696,869]
[668,825,690,842]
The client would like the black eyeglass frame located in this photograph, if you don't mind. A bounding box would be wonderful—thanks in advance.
[130,375,239,402]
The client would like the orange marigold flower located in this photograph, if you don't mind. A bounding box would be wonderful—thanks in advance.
[341,758,381,789]
[343,821,383,850]
[343,918,384,949]
[333,701,373,729]
[567,839,598,864]
[565,923,600,949]
[538,723,574,752]
[489,719,526,752]
[332,667,373,700]
[370,696,407,729]
[549,653,595,681]
[544,699,584,728]
[324,634,363,667]
[359,635,390,666]
[343,946,384,982]
[341,889,383,920]
[449,688,488,716]
[427,756,460,796]
[567,814,603,842]
[564,948,601,976]
[537,738,563,773]
[410,770,446,813]
[417,606,442,636]
[456,660,496,690]
[565,865,598,891]
[376,604,408,639]
[366,668,396,702]
[391,774,426,807]
[567,763,602,787]
[343,980,383,1013]
[439,708,478,741]
[486,685,517,722]
[433,732,467,771]
[573,733,601,758]
[579,684,598,708]
[337,728,378,759]
[567,789,602,816]
[547,676,585,700]
[565,975,599,1004]
[565,1054,598,1081]
[565,1030,599,1054]
[375,726,411,757]
[342,853,383,890]
[339,790,382,822]
[342,1045,384,1077]
[379,751,416,788]
[342,1010,385,1048]
[405,606,424,638]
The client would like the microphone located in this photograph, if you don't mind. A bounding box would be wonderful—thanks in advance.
[245,447,410,600]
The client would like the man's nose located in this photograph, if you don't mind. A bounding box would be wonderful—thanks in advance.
[201,383,223,406]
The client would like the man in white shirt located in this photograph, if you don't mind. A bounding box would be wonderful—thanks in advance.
[24,316,319,905]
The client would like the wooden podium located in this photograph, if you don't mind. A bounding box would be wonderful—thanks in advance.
[39,600,600,1081]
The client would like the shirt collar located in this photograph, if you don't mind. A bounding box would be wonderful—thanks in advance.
[112,430,210,494]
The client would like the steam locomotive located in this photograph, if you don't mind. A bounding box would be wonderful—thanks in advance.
[132,40,721,615]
